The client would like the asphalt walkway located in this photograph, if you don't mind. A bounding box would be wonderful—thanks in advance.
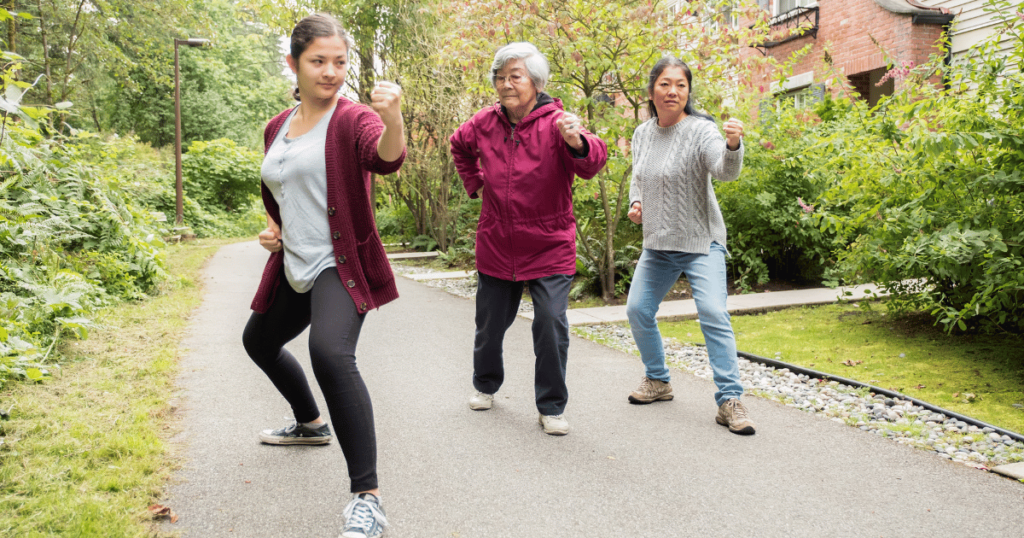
[161,241,1024,537]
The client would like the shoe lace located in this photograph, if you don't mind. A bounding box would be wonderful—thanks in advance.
[343,495,388,533]
[726,399,748,420]
[270,420,298,436]
[638,377,653,393]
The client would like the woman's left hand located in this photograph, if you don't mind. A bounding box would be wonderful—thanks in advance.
[724,118,744,150]
[370,81,403,128]
[555,112,585,151]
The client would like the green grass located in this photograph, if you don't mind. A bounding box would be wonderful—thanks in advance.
[657,303,1024,434]
[0,238,239,537]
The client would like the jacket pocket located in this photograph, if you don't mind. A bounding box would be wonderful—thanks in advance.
[356,237,393,290]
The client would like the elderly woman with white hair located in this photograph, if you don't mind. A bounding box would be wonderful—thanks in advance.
[450,42,608,436]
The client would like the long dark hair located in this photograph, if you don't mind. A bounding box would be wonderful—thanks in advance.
[289,13,353,101]
[646,55,714,122]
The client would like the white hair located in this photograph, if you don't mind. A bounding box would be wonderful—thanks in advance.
[490,42,549,91]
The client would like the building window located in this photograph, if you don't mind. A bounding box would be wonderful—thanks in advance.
[783,88,816,109]
[765,72,825,113]
[706,2,739,30]
[775,0,815,16]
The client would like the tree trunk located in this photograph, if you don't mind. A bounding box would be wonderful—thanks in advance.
[6,1,15,56]
[36,0,54,104]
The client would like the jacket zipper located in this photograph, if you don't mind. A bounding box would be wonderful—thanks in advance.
[507,122,518,281]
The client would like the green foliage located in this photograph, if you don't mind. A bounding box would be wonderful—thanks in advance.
[94,0,292,147]
[0,104,168,386]
[443,0,781,302]
[375,202,416,243]
[811,0,1024,333]
[717,101,840,290]
[182,138,262,212]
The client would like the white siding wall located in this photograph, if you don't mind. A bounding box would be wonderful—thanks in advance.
[918,0,1016,59]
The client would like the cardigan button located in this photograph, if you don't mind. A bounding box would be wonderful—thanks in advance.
[346,280,356,288]
[360,302,368,311]
[327,207,336,216]
[332,231,340,240]
[337,255,347,264]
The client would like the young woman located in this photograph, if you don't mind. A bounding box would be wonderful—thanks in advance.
[241,13,405,538]
[625,55,756,435]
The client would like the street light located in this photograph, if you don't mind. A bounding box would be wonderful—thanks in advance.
[174,37,210,227]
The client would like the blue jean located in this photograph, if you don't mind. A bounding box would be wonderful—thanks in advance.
[625,244,744,406]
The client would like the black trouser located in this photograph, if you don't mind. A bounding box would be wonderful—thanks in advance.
[242,268,377,493]
[473,271,573,416]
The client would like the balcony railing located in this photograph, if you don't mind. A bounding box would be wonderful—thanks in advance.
[757,6,819,49]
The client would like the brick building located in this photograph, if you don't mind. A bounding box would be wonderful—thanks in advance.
[750,0,954,106]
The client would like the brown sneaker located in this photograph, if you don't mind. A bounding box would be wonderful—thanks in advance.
[628,376,674,404]
[716,398,756,435]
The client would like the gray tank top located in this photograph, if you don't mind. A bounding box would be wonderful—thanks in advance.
[261,104,338,293]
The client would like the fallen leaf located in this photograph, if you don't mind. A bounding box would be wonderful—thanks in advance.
[148,504,178,523]
[914,384,926,389]
[841,359,863,367]
[953,392,960,398]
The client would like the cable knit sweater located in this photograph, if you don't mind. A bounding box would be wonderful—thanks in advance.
[628,115,744,255]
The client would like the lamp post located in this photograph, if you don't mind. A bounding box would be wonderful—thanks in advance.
[174,37,210,226]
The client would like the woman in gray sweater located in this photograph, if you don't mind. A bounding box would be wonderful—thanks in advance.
[624,56,755,435]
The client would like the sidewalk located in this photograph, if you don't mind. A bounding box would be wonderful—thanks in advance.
[395,268,883,325]
[162,242,1024,537]
[554,284,883,325]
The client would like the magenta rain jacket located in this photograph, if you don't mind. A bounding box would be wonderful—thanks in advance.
[450,96,608,282]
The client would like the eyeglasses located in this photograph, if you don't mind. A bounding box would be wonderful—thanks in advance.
[495,74,527,86]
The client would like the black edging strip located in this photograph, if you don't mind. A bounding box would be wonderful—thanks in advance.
[735,350,1024,444]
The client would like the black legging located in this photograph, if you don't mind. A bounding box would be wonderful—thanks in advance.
[242,267,377,492]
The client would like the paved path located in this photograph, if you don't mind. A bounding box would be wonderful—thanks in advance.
[540,284,881,325]
[162,241,1024,537]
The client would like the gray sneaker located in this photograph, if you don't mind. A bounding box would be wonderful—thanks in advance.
[716,398,756,435]
[341,493,387,538]
[469,391,494,410]
[628,376,674,404]
[538,413,569,435]
[258,421,332,445]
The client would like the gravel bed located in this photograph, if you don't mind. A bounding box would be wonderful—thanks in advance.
[394,261,1024,472]
[573,323,1024,471]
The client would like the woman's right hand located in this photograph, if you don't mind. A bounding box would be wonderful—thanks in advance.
[259,216,283,253]
[628,202,642,224]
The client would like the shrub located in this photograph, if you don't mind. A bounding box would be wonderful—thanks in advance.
[1,127,168,385]
[182,138,262,213]
[717,102,840,290]
[812,3,1024,333]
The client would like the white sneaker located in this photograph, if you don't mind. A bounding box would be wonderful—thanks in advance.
[341,493,387,538]
[469,391,494,410]
[538,414,569,435]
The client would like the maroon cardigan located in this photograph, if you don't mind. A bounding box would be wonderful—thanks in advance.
[250,97,406,314]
